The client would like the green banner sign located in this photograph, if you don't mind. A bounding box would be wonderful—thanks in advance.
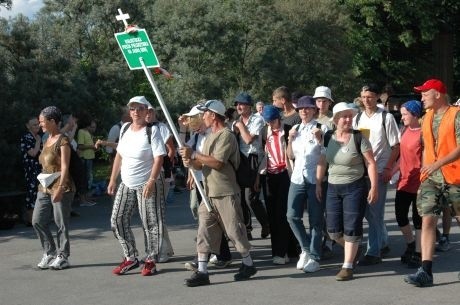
[115,29,159,70]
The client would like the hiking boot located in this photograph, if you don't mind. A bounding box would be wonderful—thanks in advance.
[141,260,157,276]
[358,255,381,266]
[380,246,391,258]
[49,254,70,270]
[303,259,320,273]
[184,271,210,287]
[296,251,309,270]
[336,268,353,281]
[234,263,257,281]
[404,267,433,287]
[184,261,198,271]
[213,259,232,269]
[435,236,450,252]
[261,226,270,239]
[37,253,55,269]
[112,258,139,275]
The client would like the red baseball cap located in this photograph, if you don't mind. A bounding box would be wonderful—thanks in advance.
[414,79,447,94]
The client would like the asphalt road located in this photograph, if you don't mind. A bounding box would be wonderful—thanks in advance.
[1,185,459,305]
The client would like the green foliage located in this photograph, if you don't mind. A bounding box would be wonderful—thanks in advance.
[0,0,458,191]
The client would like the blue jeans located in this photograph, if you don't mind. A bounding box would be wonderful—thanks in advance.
[326,178,367,242]
[82,158,93,189]
[365,175,389,257]
[286,179,324,261]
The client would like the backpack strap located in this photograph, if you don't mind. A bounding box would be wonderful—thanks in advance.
[352,129,363,155]
[191,132,199,151]
[323,130,334,148]
[146,125,152,145]
[120,122,132,140]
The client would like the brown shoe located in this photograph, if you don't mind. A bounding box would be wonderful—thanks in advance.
[336,268,353,281]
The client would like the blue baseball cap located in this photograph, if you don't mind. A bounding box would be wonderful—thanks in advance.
[262,105,280,122]
[234,92,253,106]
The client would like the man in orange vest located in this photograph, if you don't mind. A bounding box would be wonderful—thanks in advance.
[404,79,460,287]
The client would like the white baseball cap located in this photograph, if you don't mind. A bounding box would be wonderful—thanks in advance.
[183,105,204,117]
[127,96,151,108]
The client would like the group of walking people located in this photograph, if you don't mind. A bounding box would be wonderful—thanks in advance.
[29,78,459,288]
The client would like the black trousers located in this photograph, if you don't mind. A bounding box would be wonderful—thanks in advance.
[263,171,299,258]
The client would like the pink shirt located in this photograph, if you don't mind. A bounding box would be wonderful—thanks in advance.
[397,127,422,193]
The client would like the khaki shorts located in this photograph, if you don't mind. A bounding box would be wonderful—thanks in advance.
[417,179,460,217]
[196,193,251,255]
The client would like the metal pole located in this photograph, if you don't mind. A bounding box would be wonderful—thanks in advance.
[139,57,212,212]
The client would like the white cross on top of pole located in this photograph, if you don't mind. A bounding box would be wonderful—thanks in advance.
[116,8,130,28]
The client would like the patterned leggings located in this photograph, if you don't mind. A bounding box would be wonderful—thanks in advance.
[111,175,166,260]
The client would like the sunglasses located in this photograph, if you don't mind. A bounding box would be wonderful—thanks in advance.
[129,106,147,112]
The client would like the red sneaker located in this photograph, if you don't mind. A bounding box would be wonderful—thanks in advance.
[112,258,139,275]
[141,260,157,276]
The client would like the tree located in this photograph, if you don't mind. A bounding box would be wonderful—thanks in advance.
[338,0,459,95]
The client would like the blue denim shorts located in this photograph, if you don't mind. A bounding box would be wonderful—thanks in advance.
[326,177,367,242]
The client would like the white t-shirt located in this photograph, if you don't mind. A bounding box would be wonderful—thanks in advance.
[236,113,265,157]
[117,123,166,187]
[353,108,400,173]
[106,122,122,154]
[156,122,172,144]
[186,128,211,182]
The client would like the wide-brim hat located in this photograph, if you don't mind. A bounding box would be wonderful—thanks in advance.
[330,102,358,121]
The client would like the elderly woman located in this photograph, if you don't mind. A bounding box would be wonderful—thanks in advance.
[20,116,42,225]
[108,96,166,276]
[316,102,378,281]
[33,106,75,270]
[286,96,328,273]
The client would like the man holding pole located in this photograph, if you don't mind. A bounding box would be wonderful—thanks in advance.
[179,100,257,287]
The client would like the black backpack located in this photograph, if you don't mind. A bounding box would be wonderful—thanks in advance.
[120,122,152,144]
[55,135,88,192]
[323,129,367,176]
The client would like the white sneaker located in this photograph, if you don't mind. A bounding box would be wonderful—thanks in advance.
[37,253,55,269]
[296,251,308,270]
[209,254,218,264]
[273,255,289,265]
[49,254,70,270]
[303,258,320,273]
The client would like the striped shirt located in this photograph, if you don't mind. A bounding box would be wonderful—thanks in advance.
[265,127,287,174]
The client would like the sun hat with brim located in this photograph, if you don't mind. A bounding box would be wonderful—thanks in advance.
[197,100,226,117]
[330,102,358,121]
[313,86,334,102]
[127,96,150,108]
[295,96,316,111]
[183,105,203,117]
[262,105,280,122]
